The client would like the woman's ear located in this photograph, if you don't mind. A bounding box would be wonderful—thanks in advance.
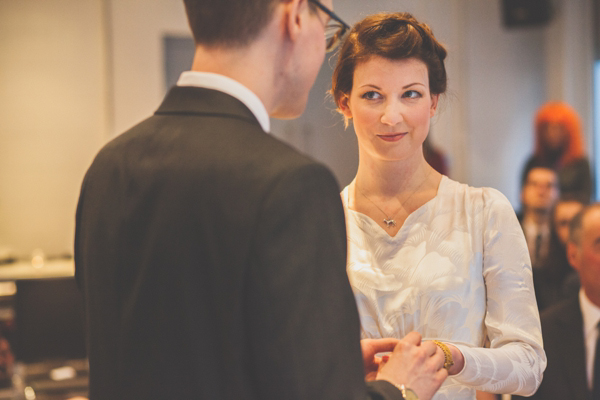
[430,94,440,117]
[338,94,353,119]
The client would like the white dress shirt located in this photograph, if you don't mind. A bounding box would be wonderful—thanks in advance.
[177,71,271,133]
[579,289,600,390]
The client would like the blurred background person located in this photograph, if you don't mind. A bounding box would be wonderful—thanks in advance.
[533,195,586,311]
[522,101,592,201]
[517,165,560,267]
[515,203,600,399]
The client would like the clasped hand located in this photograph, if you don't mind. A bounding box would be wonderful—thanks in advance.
[361,332,453,400]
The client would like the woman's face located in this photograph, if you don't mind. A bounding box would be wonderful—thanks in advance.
[339,56,439,162]
[542,122,567,151]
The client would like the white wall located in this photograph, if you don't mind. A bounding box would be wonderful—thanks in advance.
[108,0,189,135]
[0,0,106,257]
[545,0,595,157]
[0,0,595,256]
[463,1,546,202]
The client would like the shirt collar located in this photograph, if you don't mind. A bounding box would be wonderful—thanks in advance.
[523,219,549,236]
[176,71,270,133]
[580,289,600,336]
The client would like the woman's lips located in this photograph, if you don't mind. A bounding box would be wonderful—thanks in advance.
[377,133,407,142]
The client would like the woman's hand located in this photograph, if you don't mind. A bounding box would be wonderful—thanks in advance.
[443,343,465,376]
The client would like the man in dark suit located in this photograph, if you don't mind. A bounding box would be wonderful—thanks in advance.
[75,0,447,399]
[515,203,600,399]
[517,165,560,267]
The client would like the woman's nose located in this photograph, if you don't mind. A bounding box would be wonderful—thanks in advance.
[380,102,403,126]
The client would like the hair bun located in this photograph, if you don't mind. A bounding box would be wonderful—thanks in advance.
[434,41,447,62]
[332,11,449,109]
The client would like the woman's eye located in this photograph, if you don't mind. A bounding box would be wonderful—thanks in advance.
[403,90,422,99]
[361,91,382,100]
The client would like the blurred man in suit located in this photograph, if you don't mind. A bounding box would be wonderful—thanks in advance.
[75,0,447,399]
[518,165,560,267]
[516,203,600,399]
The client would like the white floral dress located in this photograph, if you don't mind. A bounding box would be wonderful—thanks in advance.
[342,176,546,399]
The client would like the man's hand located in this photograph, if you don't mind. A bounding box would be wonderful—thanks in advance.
[376,332,448,400]
[360,338,400,381]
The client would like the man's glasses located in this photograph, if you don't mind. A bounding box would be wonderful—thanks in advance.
[308,0,350,52]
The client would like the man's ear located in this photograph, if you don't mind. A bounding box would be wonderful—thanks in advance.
[281,0,307,44]
[430,94,440,117]
[338,94,352,119]
[567,241,580,271]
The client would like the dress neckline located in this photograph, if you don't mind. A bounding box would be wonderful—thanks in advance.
[342,175,448,240]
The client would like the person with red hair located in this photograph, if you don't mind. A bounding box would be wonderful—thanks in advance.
[522,102,592,200]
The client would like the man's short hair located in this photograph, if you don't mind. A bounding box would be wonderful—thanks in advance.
[568,203,600,245]
[520,161,555,190]
[183,0,284,48]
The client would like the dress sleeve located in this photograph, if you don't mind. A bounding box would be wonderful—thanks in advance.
[451,188,547,396]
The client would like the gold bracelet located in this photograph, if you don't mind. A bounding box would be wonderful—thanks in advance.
[433,340,454,370]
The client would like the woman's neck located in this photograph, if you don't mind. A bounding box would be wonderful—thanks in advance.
[353,149,436,197]
[348,149,442,235]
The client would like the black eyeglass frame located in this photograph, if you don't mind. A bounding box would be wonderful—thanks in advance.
[308,0,350,52]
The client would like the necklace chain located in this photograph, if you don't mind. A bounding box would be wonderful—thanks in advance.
[356,167,433,229]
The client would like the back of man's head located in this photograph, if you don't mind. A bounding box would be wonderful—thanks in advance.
[567,203,600,306]
[567,204,600,246]
[184,0,282,47]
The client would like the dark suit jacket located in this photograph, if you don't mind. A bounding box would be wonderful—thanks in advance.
[514,295,589,400]
[75,86,402,399]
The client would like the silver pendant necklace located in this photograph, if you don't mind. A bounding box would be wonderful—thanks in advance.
[356,185,399,228]
[383,217,397,228]
[356,168,433,229]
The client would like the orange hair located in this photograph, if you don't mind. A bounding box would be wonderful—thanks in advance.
[534,102,585,166]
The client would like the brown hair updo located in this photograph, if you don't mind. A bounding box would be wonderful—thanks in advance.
[332,12,448,107]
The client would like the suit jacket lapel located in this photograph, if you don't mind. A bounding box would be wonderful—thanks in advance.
[154,86,262,128]
[555,296,589,399]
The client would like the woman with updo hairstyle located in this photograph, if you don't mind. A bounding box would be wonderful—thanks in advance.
[522,102,592,200]
[333,12,545,399]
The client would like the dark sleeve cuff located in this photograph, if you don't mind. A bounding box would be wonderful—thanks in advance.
[365,380,404,400]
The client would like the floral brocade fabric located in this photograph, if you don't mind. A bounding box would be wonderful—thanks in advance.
[342,176,546,400]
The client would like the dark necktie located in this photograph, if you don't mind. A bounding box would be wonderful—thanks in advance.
[592,322,600,399]
[533,233,542,266]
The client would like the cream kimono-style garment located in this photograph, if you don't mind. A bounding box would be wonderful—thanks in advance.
[342,176,546,400]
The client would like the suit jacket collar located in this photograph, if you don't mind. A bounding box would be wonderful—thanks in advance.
[554,295,590,399]
[155,86,262,129]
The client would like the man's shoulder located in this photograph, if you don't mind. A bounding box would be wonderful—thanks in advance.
[87,108,337,196]
[92,101,311,168]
